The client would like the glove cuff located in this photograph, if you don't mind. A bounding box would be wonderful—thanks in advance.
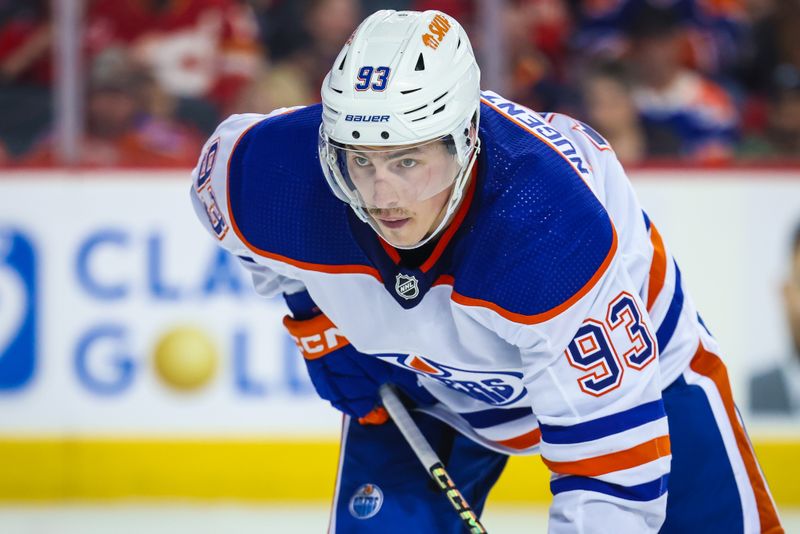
[283,313,351,360]
[358,407,389,426]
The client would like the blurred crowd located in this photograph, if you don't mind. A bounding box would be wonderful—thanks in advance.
[0,0,799,168]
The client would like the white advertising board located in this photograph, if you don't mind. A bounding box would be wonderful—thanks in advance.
[0,171,339,436]
[0,169,798,437]
[632,169,800,417]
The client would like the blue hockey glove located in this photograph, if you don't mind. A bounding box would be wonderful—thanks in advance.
[283,312,394,424]
[282,290,436,424]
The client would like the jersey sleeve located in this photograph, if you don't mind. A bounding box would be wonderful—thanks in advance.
[536,261,668,533]
[545,113,653,298]
[189,110,306,299]
[462,256,669,532]
[454,204,669,531]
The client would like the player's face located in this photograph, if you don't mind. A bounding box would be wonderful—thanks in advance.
[345,141,459,247]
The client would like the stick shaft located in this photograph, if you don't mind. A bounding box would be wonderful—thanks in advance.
[379,384,439,467]
[379,384,488,534]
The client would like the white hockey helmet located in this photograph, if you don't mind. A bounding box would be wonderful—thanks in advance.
[319,10,481,249]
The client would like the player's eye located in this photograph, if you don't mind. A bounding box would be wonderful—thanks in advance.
[398,158,417,168]
[353,155,371,167]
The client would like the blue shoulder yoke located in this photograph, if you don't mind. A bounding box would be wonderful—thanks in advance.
[227,105,371,267]
[449,101,616,318]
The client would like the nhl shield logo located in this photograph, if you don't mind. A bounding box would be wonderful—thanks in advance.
[395,273,419,300]
[349,483,383,519]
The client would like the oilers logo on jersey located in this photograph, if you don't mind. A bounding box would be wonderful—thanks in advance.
[348,483,383,519]
[388,354,527,407]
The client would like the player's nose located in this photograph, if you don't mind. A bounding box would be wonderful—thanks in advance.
[370,165,404,208]
[371,178,401,209]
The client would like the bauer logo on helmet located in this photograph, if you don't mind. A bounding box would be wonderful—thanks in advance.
[344,114,390,123]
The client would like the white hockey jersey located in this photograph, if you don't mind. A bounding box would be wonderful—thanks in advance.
[190,91,713,532]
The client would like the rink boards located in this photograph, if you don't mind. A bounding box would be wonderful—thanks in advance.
[0,169,798,504]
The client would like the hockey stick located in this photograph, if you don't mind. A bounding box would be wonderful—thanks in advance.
[378,384,488,534]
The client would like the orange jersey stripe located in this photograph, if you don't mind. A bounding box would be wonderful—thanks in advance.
[647,223,667,311]
[473,99,620,325]
[451,227,618,325]
[419,167,478,273]
[496,428,542,450]
[690,344,784,533]
[433,274,455,287]
[542,435,671,477]
[379,238,401,263]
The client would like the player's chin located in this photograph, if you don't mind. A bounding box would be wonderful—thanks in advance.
[377,220,422,247]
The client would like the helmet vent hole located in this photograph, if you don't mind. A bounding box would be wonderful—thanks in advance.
[352,131,360,139]
[404,104,427,114]
[457,38,462,49]
[338,54,347,71]
[415,53,425,71]
[381,131,390,140]
[331,87,343,94]
[400,88,421,95]
[432,104,446,115]
[433,92,448,103]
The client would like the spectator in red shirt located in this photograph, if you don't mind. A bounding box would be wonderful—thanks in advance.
[86,0,262,132]
[23,48,202,167]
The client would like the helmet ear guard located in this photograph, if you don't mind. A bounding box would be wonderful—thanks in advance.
[319,10,482,249]
[449,110,479,165]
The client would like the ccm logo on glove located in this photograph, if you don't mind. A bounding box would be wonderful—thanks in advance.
[283,313,350,360]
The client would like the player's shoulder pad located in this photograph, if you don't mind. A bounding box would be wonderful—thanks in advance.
[191,104,370,269]
[190,110,302,253]
[452,94,618,323]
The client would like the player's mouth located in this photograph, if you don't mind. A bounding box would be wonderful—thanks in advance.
[377,217,411,229]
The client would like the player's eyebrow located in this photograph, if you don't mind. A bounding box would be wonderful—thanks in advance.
[385,148,422,160]
[349,147,424,161]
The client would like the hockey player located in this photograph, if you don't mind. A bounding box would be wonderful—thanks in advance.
[190,10,782,533]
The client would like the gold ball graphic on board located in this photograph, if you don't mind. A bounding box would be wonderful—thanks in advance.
[153,326,218,391]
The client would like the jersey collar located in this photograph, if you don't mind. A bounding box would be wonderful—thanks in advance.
[379,163,478,273]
